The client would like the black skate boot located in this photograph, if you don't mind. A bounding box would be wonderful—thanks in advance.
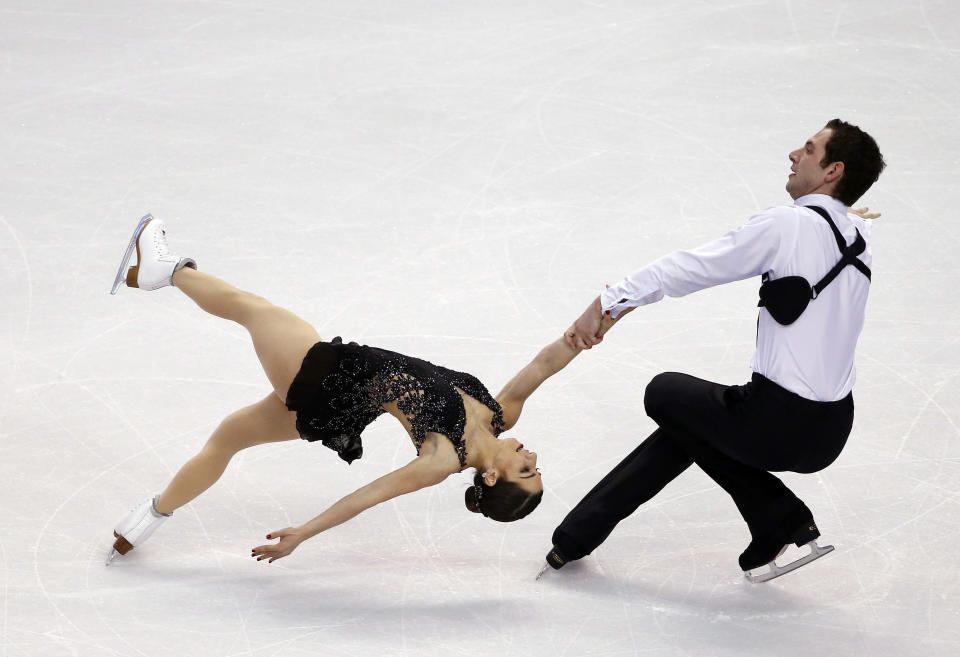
[536,545,572,580]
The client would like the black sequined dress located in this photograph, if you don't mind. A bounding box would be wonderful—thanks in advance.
[285,337,505,469]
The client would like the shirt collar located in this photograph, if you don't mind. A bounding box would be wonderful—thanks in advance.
[793,194,848,214]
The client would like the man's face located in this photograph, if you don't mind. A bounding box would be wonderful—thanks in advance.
[786,127,835,200]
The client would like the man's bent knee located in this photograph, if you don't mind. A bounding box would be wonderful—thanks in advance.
[643,371,687,418]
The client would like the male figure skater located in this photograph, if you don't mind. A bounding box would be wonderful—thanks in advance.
[547,119,886,582]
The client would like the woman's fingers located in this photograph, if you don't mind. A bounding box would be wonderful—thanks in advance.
[850,206,881,219]
[251,527,296,563]
[251,542,279,561]
[251,544,287,563]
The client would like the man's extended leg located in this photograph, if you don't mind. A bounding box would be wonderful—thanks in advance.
[548,429,692,567]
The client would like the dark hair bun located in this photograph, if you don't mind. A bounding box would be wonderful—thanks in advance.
[464,486,481,514]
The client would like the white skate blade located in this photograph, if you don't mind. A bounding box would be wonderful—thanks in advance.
[744,540,834,583]
[105,548,121,566]
[110,213,153,294]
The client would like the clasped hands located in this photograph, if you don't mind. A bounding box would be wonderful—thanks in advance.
[564,291,635,351]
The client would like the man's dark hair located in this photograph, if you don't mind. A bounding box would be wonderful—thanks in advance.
[465,471,542,522]
[821,118,886,206]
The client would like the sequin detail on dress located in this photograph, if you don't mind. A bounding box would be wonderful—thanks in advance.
[285,337,505,469]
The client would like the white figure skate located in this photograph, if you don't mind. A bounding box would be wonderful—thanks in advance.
[110,214,196,294]
[105,496,172,565]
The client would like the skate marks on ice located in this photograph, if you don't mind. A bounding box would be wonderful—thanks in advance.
[3,0,960,655]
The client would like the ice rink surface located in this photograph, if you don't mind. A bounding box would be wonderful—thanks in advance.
[2,1,958,655]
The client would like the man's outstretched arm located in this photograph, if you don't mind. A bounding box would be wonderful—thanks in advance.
[566,208,788,349]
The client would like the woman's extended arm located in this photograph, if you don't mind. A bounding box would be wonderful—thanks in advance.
[496,312,624,430]
[251,455,450,562]
[495,337,579,431]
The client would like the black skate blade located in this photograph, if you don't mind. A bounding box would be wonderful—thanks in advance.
[110,213,153,295]
[744,540,834,583]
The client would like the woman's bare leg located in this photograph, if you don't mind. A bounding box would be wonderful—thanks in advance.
[154,393,299,514]
[110,233,324,556]
[153,269,320,513]
[171,267,321,402]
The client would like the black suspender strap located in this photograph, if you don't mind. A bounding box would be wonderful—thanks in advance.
[803,205,872,298]
[757,205,872,325]
[805,205,847,252]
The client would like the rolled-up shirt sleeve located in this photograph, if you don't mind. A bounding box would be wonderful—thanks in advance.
[601,209,786,318]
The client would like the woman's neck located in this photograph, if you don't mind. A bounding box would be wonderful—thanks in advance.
[463,425,498,471]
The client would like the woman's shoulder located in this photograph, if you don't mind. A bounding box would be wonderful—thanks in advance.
[418,432,467,474]
[459,387,505,435]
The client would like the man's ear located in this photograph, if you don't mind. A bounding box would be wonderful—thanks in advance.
[824,160,844,184]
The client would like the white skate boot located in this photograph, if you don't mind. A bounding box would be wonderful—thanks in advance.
[106,496,172,565]
[110,214,196,294]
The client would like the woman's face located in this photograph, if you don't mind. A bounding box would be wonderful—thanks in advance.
[492,437,542,494]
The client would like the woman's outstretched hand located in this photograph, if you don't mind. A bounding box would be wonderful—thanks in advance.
[251,527,305,563]
[850,206,881,219]
[597,305,633,338]
[565,296,605,350]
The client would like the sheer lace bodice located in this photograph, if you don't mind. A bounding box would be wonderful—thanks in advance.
[285,337,505,468]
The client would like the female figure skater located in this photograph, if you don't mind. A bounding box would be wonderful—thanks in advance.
[107,215,618,564]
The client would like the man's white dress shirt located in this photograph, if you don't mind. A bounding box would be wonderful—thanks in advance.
[600,194,872,401]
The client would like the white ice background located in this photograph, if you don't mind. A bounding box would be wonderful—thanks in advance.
[1,1,958,656]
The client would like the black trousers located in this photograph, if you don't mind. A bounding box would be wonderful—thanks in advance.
[552,372,854,562]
